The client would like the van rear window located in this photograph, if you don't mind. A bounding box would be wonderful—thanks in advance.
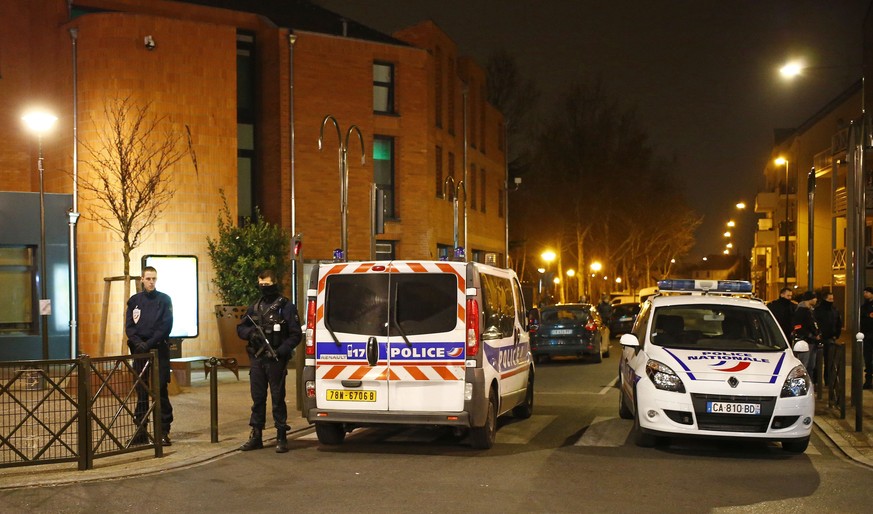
[325,273,458,336]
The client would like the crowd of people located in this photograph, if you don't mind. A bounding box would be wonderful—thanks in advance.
[765,287,873,390]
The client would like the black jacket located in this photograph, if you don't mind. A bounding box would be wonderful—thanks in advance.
[814,301,843,340]
[767,297,796,338]
[237,294,302,360]
[125,289,173,356]
[860,298,873,335]
[791,305,820,344]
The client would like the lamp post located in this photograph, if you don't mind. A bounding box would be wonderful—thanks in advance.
[589,261,603,302]
[318,115,365,260]
[541,250,556,303]
[775,157,790,290]
[22,110,58,360]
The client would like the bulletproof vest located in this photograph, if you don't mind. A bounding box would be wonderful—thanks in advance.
[255,296,287,348]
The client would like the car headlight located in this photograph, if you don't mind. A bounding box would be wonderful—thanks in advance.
[645,360,685,393]
[781,365,811,397]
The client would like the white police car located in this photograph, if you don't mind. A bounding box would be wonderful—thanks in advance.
[618,279,814,453]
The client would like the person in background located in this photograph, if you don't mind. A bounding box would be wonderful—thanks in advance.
[126,266,174,446]
[237,269,302,453]
[791,291,820,373]
[859,287,873,389]
[813,291,842,386]
[596,294,613,326]
[767,287,796,341]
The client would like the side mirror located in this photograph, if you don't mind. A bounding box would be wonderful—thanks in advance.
[792,340,810,354]
[620,333,640,348]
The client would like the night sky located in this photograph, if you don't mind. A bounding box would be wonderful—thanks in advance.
[315,0,869,260]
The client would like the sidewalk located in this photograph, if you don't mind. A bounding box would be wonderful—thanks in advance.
[812,383,873,469]
[0,367,312,490]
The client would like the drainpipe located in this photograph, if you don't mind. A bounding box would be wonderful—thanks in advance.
[462,83,468,261]
[807,166,815,291]
[288,32,300,307]
[69,27,80,358]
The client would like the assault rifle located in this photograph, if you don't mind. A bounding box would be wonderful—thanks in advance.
[245,314,279,361]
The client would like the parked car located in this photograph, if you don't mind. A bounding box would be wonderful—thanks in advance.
[618,279,814,453]
[531,303,610,363]
[609,302,640,337]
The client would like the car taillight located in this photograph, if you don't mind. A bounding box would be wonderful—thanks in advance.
[466,298,480,356]
[305,298,317,356]
[585,321,597,332]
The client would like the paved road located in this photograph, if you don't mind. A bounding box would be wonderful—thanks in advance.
[5,348,872,513]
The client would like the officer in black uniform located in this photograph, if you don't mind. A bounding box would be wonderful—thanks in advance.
[126,266,174,446]
[237,269,302,453]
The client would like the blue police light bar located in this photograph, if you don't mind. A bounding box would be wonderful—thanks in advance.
[657,279,752,293]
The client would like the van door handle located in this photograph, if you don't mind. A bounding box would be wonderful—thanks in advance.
[514,331,520,345]
[367,337,378,366]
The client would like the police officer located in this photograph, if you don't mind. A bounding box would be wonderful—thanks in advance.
[126,266,174,446]
[860,287,873,389]
[237,269,302,453]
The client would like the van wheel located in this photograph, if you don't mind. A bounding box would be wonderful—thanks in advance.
[315,422,346,445]
[471,391,498,449]
[782,437,809,453]
[512,370,534,419]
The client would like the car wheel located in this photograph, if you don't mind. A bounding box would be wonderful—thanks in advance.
[315,422,346,445]
[618,377,633,420]
[471,389,498,449]
[782,437,809,454]
[592,339,603,364]
[512,369,534,419]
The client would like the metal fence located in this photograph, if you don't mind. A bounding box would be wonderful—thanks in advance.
[0,352,162,471]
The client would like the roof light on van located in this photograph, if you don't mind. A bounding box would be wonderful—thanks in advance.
[454,246,465,261]
[333,248,345,262]
[657,279,753,294]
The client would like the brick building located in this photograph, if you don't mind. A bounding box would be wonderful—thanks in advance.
[0,0,506,359]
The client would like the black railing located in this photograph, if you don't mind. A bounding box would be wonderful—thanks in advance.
[0,352,162,471]
[826,343,847,418]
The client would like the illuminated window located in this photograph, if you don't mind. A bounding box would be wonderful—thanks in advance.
[0,247,36,334]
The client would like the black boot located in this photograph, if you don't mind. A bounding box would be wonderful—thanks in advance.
[864,377,872,390]
[240,427,263,451]
[276,426,289,453]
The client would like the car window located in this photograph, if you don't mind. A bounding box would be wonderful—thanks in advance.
[650,304,785,351]
[326,274,389,336]
[481,274,515,339]
[632,302,651,343]
[394,274,458,335]
[541,306,590,324]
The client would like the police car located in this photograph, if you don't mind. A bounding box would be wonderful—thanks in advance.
[618,279,814,453]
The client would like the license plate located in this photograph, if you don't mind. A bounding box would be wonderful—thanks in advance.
[551,329,573,335]
[706,401,761,415]
[619,316,632,321]
[326,389,376,402]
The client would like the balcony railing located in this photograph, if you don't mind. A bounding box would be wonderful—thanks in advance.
[833,248,847,270]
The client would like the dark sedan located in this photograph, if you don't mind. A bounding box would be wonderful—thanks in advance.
[608,302,640,337]
[530,303,609,363]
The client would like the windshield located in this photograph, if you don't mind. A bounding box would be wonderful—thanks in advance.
[650,304,786,351]
[541,305,590,324]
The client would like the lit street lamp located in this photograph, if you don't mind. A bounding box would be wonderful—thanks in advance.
[22,109,58,360]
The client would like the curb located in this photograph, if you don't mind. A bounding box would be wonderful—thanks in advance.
[813,417,873,469]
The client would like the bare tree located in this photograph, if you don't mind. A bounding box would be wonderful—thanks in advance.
[79,97,191,300]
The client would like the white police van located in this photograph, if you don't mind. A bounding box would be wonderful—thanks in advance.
[301,260,534,449]
[618,279,814,453]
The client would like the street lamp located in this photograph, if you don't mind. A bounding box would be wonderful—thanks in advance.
[318,115,365,261]
[22,109,58,361]
[775,157,790,289]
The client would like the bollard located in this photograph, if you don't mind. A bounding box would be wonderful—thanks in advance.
[854,332,864,431]
[204,357,239,443]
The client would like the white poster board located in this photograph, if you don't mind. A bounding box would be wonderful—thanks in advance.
[142,255,199,338]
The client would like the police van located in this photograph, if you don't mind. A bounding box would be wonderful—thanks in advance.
[301,260,534,449]
[618,279,814,453]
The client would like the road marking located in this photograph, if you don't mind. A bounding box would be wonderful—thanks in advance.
[498,415,557,444]
[598,376,619,395]
[574,416,631,447]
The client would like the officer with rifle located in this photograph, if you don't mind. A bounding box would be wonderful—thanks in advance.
[237,269,302,453]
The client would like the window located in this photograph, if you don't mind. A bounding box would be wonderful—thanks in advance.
[470,82,477,149]
[373,62,395,114]
[480,167,486,213]
[481,274,515,339]
[435,146,443,198]
[470,164,477,210]
[448,151,455,183]
[435,48,442,128]
[375,241,395,260]
[374,136,396,218]
[480,84,487,152]
[0,247,36,334]
[237,32,256,224]
[447,57,455,135]
[437,244,453,261]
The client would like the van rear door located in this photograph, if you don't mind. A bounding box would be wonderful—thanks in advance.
[315,263,390,412]
[386,262,467,412]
